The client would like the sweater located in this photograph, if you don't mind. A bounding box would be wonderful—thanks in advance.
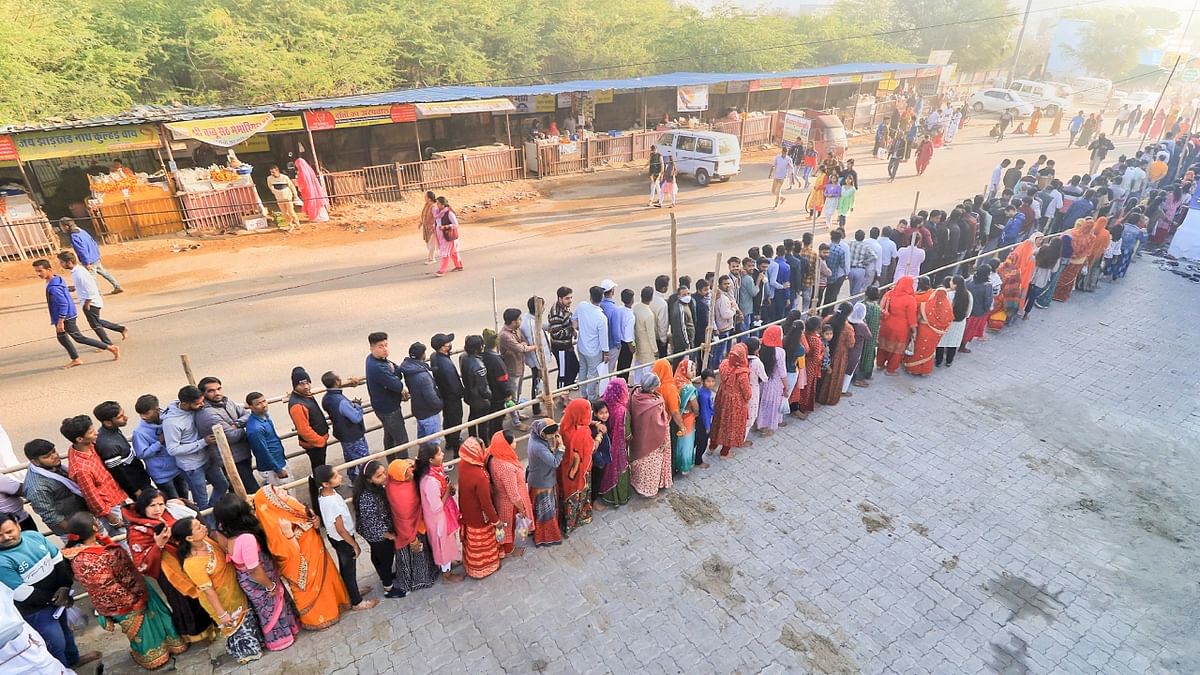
[162,402,211,471]
[399,358,443,420]
[0,532,74,616]
[94,426,152,498]
[131,419,181,483]
[70,229,102,265]
[459,353,492,409]
[195,398,252,463]
[321,389,366,444]
[365,354,406,416]
[44,275,76,324]
[288,392,328,450]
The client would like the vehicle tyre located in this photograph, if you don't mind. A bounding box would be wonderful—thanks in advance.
[719,175,732,182]
[972,102,985,112]
[695,168,711,187]
[1044,104,1059,117]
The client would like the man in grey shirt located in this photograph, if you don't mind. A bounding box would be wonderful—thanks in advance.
[164,385,228,510]
[195,376,257,495]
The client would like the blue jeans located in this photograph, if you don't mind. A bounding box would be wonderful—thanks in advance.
[416,416,443,444]
[26,606,80,668]
[183,461,228,511]
[341,437,370,479]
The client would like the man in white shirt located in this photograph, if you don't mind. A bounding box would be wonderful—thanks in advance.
[768,146,794,210]
[892,232,926,282]
[572,285,610,401]
[988,159,1009,200]
[650,275,671,358]
[864,228,885,286]
[614,289,637,377]
[56,250,125,346]
[877,226,899,281]
[1124,161,1148,199]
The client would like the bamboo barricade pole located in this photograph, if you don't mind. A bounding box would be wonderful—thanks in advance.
[670,212,679,289]
[211,425,248,499]
[492,277,500,333]
[533,297,555,415]
[699,252,723,370]
[180,354,196,385]
[911,190,921,219]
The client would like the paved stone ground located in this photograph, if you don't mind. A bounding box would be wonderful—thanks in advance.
[78,259,1199,673]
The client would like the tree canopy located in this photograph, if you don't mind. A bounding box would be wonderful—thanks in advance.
[1,0,1019,124]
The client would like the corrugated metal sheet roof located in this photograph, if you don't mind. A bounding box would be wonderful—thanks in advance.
[1,63,931,133]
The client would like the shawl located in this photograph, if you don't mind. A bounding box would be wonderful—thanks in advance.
[883,275,915,312]
[558,398,594,487]
[921,288,954,333]
[386,461,425,544]
[64,536,147,617]
[459,437,488,467]
[1088,216,1112,261]
[1010,234,1040,293]
[487,431,521,467]
[293,158,329,222]
[652,359,680,415]
[1066,218,1094,262]
[719,343,750,387]
[761,324,783,349]
[628,388,669,463]
[601,379,630,462]
[673,358,694,390]
[122,505,198,597]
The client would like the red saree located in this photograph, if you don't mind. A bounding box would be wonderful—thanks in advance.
[904,289,953,375]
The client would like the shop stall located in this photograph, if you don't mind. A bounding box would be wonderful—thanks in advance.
[85,169,183,239]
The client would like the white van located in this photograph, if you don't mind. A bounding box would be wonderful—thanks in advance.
[655,130,740,186]
[1010,80,1073,116]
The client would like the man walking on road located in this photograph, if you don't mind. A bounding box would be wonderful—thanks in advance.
[997,110,1013,142]
[1068,111,1085,147]
[1088,133,1115,176]
[769,146,794,210]
[57,250,127,346]
[648,145,664,208]
[62,219,122,293]
[33,259,118,369]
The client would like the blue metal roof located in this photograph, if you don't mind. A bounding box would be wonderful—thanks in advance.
[2,62,932,132]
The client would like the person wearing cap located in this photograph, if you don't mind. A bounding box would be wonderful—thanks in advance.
[429,333,464,455]
[320,372,369,480]
[572,286,609,402]
[399,344,444,445]
[365,332,411,457]
[287,366,330,469]
[599,280,622,367]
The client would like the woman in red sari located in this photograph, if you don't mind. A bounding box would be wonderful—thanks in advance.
[790,316,824,417]
[817,303,855,405]
[904,285,953,376]
[876,276,918,375]
[709,343,752,458]
[1053,218,1095,302]
[487,431,532,558]
[557,399,596,535]
[457,438,501,579]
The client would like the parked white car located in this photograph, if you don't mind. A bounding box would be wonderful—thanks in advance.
[655,130,740,186]
[1071,76,1113,105]
[967,89,1035,117]
[1010,80,1073,116]
[1119,90,1160,111]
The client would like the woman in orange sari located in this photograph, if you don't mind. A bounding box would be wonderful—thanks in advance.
[253,484,350,630]
[557,399,596,535]
[486,431,532,557]
[1053,218,1095,302]
[876,276,918,375]
[904,282,953,376]
[1012,232,1041,309]
[1079,217,1111,292]
[1026,107,1042,135]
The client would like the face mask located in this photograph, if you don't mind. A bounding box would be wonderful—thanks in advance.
[679,295,692,304]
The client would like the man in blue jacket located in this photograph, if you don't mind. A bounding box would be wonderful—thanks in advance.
[62,218,122,293]
[33,259,118,368]
[999,206,1026,248]
[131,394,188,499]
[365,332,410,457]
[399,343,444,446]
[320,372,369,480]
[244,392,289,485]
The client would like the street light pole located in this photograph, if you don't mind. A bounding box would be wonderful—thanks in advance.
[1006,0,1035,88]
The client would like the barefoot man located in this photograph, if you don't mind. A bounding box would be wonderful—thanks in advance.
[769,146,794,210]
[33,259,119,368]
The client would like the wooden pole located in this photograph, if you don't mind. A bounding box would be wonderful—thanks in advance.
[505,113,513,148]
[180,354,196,385]
[700,251,723,370]
[532,297,555,415]
[211,425,248,499]
[302,116,322,174]
[669,212,679,290]
[414,120,424,161]
[911,190,921,219]
[491,276,500,333]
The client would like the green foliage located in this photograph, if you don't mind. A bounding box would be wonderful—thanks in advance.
[1060,9,1164,80]
[887,0,1017,72]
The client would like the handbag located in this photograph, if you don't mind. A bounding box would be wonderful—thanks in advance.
[441,223,458,241]
[592,429,611,469]
[903,335,916,356]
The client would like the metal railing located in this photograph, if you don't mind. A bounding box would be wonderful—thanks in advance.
[323,148,524,205]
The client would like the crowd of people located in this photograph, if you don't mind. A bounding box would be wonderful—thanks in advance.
[4,108,1191,673]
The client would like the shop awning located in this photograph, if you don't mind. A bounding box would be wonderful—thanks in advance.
[414,98,516,118]
[165,113,277,147]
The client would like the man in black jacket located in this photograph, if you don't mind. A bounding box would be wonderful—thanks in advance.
[429,333,464,455]
[459,335,492,441]
[92,400,152,499]
[399,343,443,446]
[481,329,512,438]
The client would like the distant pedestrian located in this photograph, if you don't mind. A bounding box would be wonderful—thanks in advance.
[997,110,1013,142]
[34,259,119,369]
[57,251,126,345]
[769,146,793,210]
[1068,111,1085,147]
[62,218,122,293]
[661,157,678,208]
[647,145,664,207]
[265,165,301,231]
[432,196,463,277]
[915,136,934,175]
[418,190,437,264]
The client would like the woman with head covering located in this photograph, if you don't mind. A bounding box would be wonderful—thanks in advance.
[525,419,565,546]
[782,310,808,408]
[790,317,823,417]
[1053,219,1095,302]
[936,276,972,366]
[876,276,918,375]
[1027,236,1062,313]
[744,337,768,437]
[212,494,300,650]
[904,282,952,376]
[853,287,882,386]
[63,513,188,669]
[960,265,993,352]
[628,372,672,496]
[599,379,632,507]
[1080,216,1112,291]
[817,303,856,403]
[252,483,351,630]
[557,399,596,535]
[292,158,328,223]
[843,303,873,393]
[710,344,752,456]
[414,443,464,580]
[671,359,699,474]
[754,327,787,436]
[456,438,501,579]
[990,254,1024,330]
[590,399,612,505]
[384,459,439,594]
[123,488,216,645]
[485,431,532,558]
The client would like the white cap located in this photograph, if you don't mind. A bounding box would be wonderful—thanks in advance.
[599,279,617,292]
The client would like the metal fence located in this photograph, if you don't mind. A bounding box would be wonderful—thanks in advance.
[323,148,524,205]
[0,215,58,260]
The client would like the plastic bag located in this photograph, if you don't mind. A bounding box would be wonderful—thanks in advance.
[596,361,612,390]
[65,606,89,631]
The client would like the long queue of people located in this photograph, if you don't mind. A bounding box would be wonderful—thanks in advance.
[0,140,1174,672]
